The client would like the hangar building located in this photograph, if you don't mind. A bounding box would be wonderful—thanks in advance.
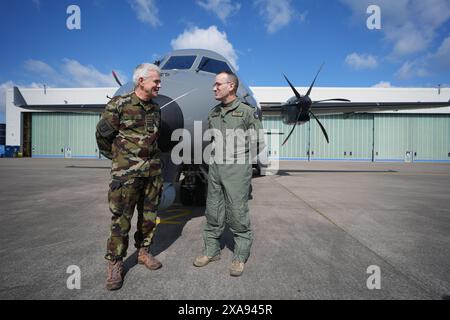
[5,86,450,162]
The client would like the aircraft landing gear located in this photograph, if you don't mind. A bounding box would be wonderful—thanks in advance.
[179,165,207,206]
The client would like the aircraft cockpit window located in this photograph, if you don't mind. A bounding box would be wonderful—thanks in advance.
[161,56,197,70]
[198,57,232,74]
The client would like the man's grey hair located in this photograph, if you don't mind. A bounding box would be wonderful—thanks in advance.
[133,63,161,86]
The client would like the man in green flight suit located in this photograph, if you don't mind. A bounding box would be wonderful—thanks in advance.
[194,71,264,276]
[96,63,163,290]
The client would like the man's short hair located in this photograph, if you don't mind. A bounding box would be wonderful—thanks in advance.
[133,63,161,87]
[218,70,239,94]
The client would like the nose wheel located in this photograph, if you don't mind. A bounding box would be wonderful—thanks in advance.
[179,165,207,206]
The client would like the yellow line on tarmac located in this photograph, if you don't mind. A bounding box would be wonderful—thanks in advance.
[158,220,183,225]
[161,212,191,221]
[157,209,193,225]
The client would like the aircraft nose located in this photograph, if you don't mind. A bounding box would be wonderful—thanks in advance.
[153,94,184,153]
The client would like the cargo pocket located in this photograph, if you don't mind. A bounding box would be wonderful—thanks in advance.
[108,179,124,216]
[149,159,162,176]
[153,175,163,207]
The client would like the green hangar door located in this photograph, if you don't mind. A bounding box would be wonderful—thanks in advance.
[31,113,100,158]
[310,114,374,161]
[374,114,450,163]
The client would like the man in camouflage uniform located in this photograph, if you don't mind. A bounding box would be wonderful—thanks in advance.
[96,63,163,290]
[193,71,265,276]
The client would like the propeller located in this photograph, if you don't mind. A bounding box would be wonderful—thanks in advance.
[112,70,123,87]
[281,64,350,146]
[315,98,351,103]
[282,107,304,146]
[310,111,329,144]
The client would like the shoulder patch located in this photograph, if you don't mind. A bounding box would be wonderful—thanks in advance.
[253,110,260,119]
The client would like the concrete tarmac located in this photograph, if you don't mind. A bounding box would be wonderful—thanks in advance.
[0,158,449,300]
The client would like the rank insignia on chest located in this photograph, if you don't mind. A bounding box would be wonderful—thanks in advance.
[232,111,244,117]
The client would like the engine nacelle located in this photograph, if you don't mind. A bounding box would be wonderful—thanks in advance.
[281,104,310,125]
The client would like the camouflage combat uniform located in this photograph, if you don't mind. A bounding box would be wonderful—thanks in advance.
[203,98,264,263]
[96,92,163,261]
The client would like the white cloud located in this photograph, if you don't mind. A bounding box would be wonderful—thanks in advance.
[372,81,393,88]
[395,60,430,80]
[62,59,121,87]
[394,36,450,80]
[0,81,15,115]
[23,59,127,87]
[129,0,161,28]
[385,23,429,57]
[24,59,57,77]
[171,25,239,70]
[341,0,450,57]
[255,0,295,33]
[345,53,378,70]
[434,36,450,70]
[2,58,125,116]
[197,0,241,23]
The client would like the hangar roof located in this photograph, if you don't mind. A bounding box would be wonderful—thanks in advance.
[8,86,450,114]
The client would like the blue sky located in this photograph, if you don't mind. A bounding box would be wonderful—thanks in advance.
[1,0,450,123]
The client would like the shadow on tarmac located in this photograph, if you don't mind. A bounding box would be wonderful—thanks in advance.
[66,165,111,170]
[122,204,205,275]
[276,169,397,176]
[121,205,237,275]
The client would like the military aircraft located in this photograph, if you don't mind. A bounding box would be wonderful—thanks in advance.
[13,49,450,209]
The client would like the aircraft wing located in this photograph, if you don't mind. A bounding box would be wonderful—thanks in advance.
[262,100,450,115]
[13,87,106,113]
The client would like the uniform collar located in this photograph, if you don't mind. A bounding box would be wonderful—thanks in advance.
[131,92,153,107]
[221,98,241,114]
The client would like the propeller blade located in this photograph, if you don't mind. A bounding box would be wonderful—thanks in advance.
[314,98,351,103]
[310,111,329,144]
[112,70,123,87]
[282,123,298,146]
[283,74,302,99]
[282,111,303,146]
[305,63,325,97]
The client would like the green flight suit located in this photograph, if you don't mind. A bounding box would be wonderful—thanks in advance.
[203,98,264,263]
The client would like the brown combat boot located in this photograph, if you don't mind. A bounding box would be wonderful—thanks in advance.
[106,260,124,291]
[193,255,221,267]
[229,261,245,277]
[138,248,162,270]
